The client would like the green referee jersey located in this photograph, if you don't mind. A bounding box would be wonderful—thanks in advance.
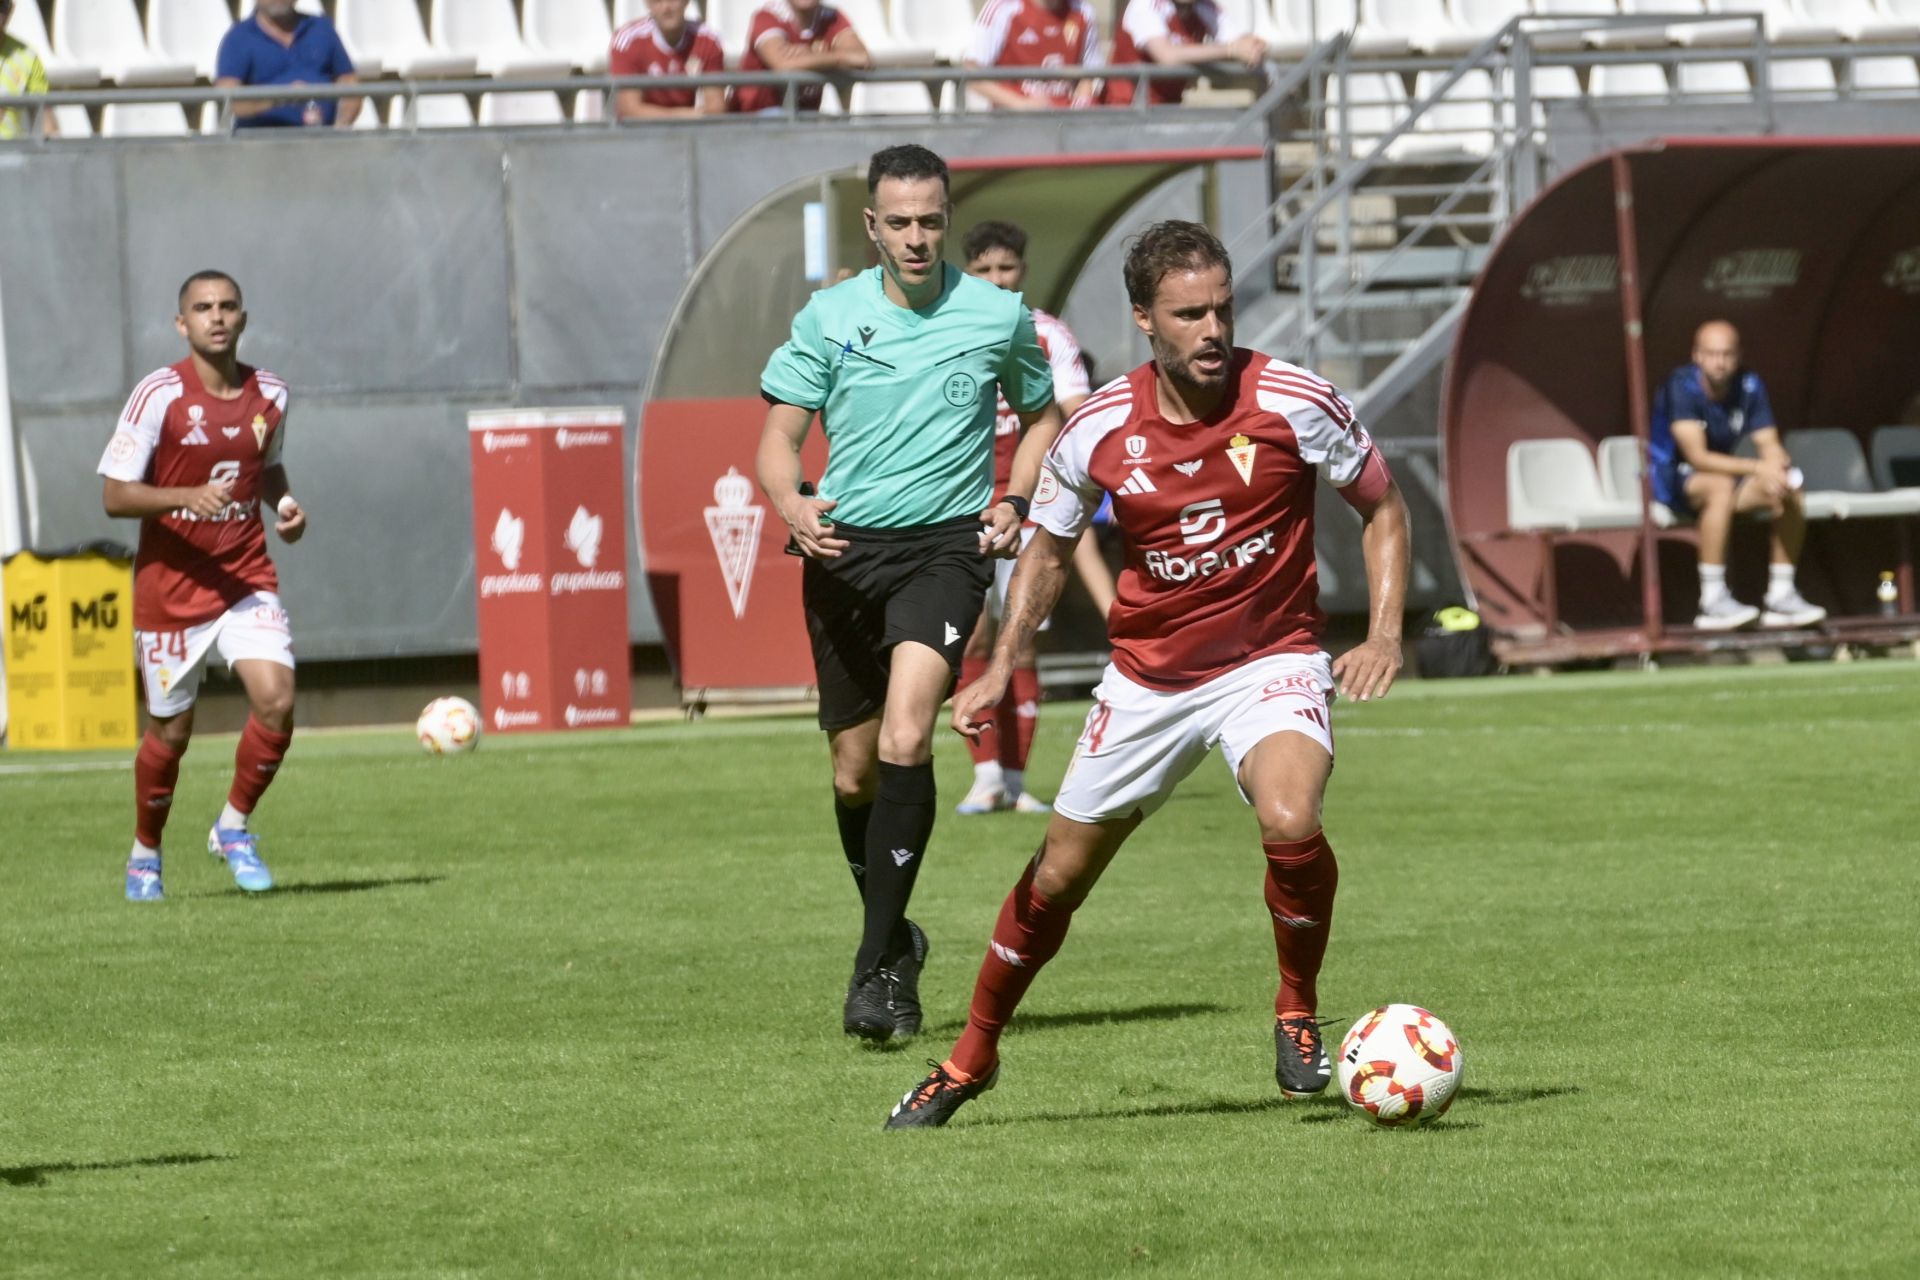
[760,263,1056,529]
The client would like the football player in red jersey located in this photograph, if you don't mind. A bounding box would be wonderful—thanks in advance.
[99,272,307,901]
[887,222,1411,1127]
[610,0,727,120]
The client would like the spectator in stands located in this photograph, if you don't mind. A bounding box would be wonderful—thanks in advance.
[967,0,1103,110]
[216,1,362,129]
[1105,0,1267,107]
[732,1,870,116]
[611,0,727,119]
[0,0,59,139]
[1649,319,1826,631]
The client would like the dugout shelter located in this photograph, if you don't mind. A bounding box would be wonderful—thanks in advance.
[1442,138,1920,665]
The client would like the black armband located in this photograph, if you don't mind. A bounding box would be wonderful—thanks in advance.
[996,494,1031,521]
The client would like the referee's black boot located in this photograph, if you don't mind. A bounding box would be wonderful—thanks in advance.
[884,920,930,1038]
[843,967,898,1041]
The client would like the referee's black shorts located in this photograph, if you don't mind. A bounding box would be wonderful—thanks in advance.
[802,513,995,732]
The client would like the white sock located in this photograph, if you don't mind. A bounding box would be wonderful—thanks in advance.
[218,802,249,832]
[1767,564,1796,600]
[130,840,160,864]
[972,761,1003,790]
[1002,768,1026,799]
[1699,563,1729,606]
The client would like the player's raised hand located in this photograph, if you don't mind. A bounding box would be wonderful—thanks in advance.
[782,493,849,559]
[951,665,1010,740]
[274,495,307,543]
[183,476,235,518]
[1332,636,1403,704]
[978,502,1023,557]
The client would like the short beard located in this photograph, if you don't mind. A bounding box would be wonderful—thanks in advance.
[1151,334,1230,393]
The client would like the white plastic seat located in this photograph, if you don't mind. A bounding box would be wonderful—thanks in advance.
[1588,61,1669,99]
[1508,439,1641,530]
[848,79,935,114]
[523,0,615,73]
[1421,0,1525,55]
[1272,2,1407,57]
[1677,58,1750,97]
[1528,0,1616,52]
[336,0,477,78]
[1818,0,1920,42]
[101,101,193,135]
[390,89,476,127]
[888,0,974,61]
[1682,0,1840,47]
[1589,0,1702,49]
[1787,428,1920,517]
[478,89,567,124]
[1849,54,1920,90]
[700,0,758,57]
[1768,57,1839,95]
[8,0,101,86]
[1870,426,1920,490]
[833,0,897,50]
[432,0,573,77]
[52,0,197,85]
[1359,0,1454,53]
[1392,68,1499,157]
[573,86,607,122]
[148,0,238,82]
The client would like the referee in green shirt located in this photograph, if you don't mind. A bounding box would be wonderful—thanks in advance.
[757,144,1064,1044]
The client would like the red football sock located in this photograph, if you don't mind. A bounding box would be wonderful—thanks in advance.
[961,657,997,766]
[227,716,293,816]
[950,857,1079,1078]
[1264,830,1339,1018]
[134,732,186,848]
[997,664,1041,772]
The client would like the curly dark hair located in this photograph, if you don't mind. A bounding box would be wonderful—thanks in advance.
[866,144,950,196]
[961,220,1028,263]
[1123,221,1232,308]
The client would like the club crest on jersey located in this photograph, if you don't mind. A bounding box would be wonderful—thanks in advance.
[252,415,270,451]
[1227,433,1257,486]
[1126,435,1148,459]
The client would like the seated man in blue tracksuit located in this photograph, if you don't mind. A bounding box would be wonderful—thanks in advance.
[1649,319,1825,630]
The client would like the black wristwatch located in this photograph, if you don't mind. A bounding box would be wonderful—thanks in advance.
[997,494,1031,521]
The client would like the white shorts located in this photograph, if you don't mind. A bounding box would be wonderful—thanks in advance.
[137,591,295,717]
[1052,651,1335,825]
[986,524,1050,630]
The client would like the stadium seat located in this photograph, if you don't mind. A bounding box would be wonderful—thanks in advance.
[336,0,477,78]
[1870,426,1920,491]
[52,0,197,85]
[431,0,573,77]
[1419,0,1524,56]
[1358,0,1454,53]
[100,101,193,135]
[1507,439,1641,531]
[1819,0,1920,42]
[1268,2,1408,58]
[699,0,758,56]
[834,0,899,51]
[1588,61,1669,100]
[1849,54,1920,91]
[523,0,615,73]
[1787,428,1920,518]
[1527,0,1616,52]
[573,86,607,122]
[1676,59,1751,98]
[478,89,567,124]
[7,0,101,86]
[390,89,476,128]
[1392,68,1500,158]
[1768,56,1839,95]
[147,0,237,82]
[1688,0,1840,46]
[1324,71,1407,153]
[1588,0,1701,50]
[888,0,974,62]
[849,79,936,113]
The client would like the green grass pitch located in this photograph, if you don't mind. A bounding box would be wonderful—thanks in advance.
[3,660,1917,1278]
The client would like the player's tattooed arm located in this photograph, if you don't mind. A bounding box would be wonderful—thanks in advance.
[1332,479,1411,703]
[952,527,1075,739]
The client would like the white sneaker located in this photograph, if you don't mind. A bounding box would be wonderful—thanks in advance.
[955,781,1010,815]
[1761,588,1827,628]
[1010,792,1052,814]
[1694,596,1760,630]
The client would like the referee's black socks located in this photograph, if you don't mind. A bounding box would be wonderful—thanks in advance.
[833,796,872,898]
[855,760,937,975]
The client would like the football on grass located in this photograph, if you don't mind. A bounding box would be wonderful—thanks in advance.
[416,697,480,755]
[1337,1004,1462,1128]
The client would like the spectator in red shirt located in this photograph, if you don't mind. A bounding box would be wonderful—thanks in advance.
[1105,0,1267,107]
[732,1,870,115]
[610,0,726,119]
[966,0,1102,111]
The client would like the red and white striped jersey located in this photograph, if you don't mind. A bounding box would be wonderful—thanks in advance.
[968,0,1103,107]
[608,17,726,110]
[992,307,1089,489]
[1034,350,1393,690]
[1107,0,1246,106]
[97,359,288,631]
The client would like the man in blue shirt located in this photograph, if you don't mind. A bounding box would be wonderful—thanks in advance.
[1649,319,1825,630]
[216,1,361,129]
